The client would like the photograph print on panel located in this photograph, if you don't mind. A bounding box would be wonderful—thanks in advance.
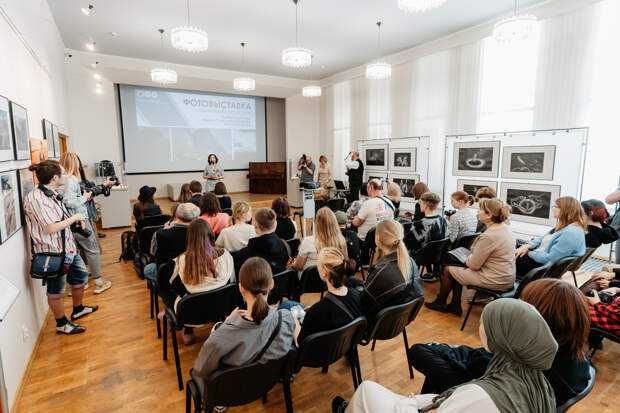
[453,140,500,178]
[52,124,60,158]
[42,119,54,159]
[388,173,421,201]
[501,182,561,226]
[363,143,389,171]
[389,147,417,173]
[0,96,15,162]
[501,145,556,181]
[0,170,23,243]
[457,179,498,209]
[9,101,30,160]
[18,167,34,221]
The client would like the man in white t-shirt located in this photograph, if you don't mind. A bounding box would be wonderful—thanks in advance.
[353,179,395,241]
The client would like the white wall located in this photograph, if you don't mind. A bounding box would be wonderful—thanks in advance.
[0,0,70,409]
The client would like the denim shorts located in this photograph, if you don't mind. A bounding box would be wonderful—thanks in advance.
[45,254,90,295]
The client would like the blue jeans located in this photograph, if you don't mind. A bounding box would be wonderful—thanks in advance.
[278,300,306,310]
[144,263,157,281]
[45,254,90,295]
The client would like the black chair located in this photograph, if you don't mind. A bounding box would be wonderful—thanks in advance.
[361,227,377,266]
[148,261,175,339]
[134,225,163,279]
[137,213,171,230]
[543,256,582,279]
[285,238,301,258]
[222,208,233,216]
[163,283,240,390]
[450,233,481,250]
[293,210,304,233]
[186,350,296,413]
[401,221,413,234]
[297,266,326,300]
[268,269,298,305]
[460,282,519,331]
[315,199,326,212]
[361,297,424,379]
[413,238,451,277]
[327,198,345,212]
[565,248,596,287]
[513,262,553,298]
[556,364,596,413]
[589,327,620,357]
[294,316,368,389]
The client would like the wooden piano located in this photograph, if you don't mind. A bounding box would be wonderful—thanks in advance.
[247,162,286,194]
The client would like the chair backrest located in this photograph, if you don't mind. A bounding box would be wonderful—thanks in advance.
[139,214,171,229]
[138,225,164,254]
[366,296,424,342]
[175,283,240,326]
[299,265,326,295]
[544,256,581,279]
[315,199,326,212]
[286,238,301,258]
[202,349,296,410]
[327,198,346,212]
[401,221,413,235]
[514,262,553,298]
[268,269,298,305]
[296,316,367,370]
[565,248,596,273]
[414,237,451,266]
[556,364,596,413]
[365,227,377,252]
[451,233,481,250]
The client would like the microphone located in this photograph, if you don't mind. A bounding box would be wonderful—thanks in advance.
[344,151,351,161]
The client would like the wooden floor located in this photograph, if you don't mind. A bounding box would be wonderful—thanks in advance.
[13,193,620,412]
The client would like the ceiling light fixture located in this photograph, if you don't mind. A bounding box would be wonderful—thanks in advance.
[493,0,538,43]
[151,29,178,85]
[282,0,312,68]
[86,41,96,51]
[397,0,447,13]
[95,82,102,94]
[302,55,321,97]
[90,61,99,69]
[233,42,255,92]
[93,73,102,80]
[81,4,94,16]
[171,0,208,53]
[366,22,391,80]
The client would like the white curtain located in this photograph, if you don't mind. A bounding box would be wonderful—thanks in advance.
[332,81,352,181]
[368,76,392,139]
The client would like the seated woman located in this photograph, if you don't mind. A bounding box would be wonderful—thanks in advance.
[133,185,162,224]
[332,299,558,413]
[167,219,234,344]
[214,182,232,210]
[447,191,478,242]
[361,219,423,321]
[176,183,192,203]
[474,186,496,232]
[405,182,430,221]
[426,198,514,316]
[193,257,296,379]
[292,207,349,279]
[581,199,619,249]
[586,286,620,338]
[199,192,230,236]
[386,182,401,218]
[215,201,256,252]
[515,196,587,278]
[404,192,449,253]
[272,197,297,240]
[410,279,591,406]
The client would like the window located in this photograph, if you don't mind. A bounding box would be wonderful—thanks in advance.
[368,77,392,139]
[333,81,351,180]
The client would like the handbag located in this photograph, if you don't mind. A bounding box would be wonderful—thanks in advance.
[30,228,66,286]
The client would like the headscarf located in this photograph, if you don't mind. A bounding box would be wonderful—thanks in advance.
[420,299,558,413]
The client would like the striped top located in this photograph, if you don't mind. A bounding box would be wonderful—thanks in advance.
[24,187,77,254]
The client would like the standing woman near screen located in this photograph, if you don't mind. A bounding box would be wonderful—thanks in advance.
[203,153,224,193]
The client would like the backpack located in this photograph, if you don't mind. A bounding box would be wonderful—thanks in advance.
[119,230,136,262]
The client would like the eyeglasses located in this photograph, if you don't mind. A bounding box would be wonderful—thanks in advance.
[552,205,559,209]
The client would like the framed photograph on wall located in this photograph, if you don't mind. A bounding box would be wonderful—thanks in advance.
[51,124,60,159]
[456,179,498,209]
[363,144,388,171]
[29,138,48,185]
[0,96,15,162]
[9,102,30,160]
[452,140,500,178]
[389,147,416,173]
[500,182,561,227]
[362,171,388,196]
[18,167,34,216]
[501,145,556,181]
[42,119,54,159]
[0,170,23,243]
[388,173,421,201]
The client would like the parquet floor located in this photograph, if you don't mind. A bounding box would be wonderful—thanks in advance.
[12,193,619,412]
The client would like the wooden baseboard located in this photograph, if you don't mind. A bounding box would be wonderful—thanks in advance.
[9,309,51,413]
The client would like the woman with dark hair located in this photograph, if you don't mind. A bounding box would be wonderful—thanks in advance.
[133,185,161,223]
[581,199,618,248]
[176,183,192,203]
[214,181,232,210]
[193,257,296,378]
[203,153,224,193]
[199,192,230,235]
[271,197,297,240]
[409,279,591,407]
[406,182,430,221]
[475,186,497,232]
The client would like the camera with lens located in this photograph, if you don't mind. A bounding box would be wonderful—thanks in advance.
[110,176,120,186]
[70,221,92,238]
[444,209,457,217]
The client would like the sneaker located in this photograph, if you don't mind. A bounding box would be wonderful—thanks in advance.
[214,407,227,412]
[56,321,86,335]
[93,280,112,294]
[71,305,99,321]
[420,273,439,282]
[332,396,348,413]
[97,233,106,238]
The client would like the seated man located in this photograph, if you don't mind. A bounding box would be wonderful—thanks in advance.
[352,179,395,242]
[234,207,290,275]
[143,202,200,281]
[188,180,203,207]
[404,191,449,253]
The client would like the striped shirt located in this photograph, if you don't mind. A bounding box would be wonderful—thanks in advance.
[24,187,76,254]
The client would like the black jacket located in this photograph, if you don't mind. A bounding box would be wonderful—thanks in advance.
[361,252,424,321]
[346,159,364,188]
[275,217,296,241]
[585,223,619,249]
[234,232,290,275]
[190,194,202,208]
[218,196,232,210]
[152,224,189,265]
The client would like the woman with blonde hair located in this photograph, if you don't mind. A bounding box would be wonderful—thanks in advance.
[386,182,401,218]
[59,152,112,294]
[316,155,334,199]
[515,196,587,278]
[426,198,515,316]
[176,183,192,203]
[215,201,256,251]
[361,219,423,320]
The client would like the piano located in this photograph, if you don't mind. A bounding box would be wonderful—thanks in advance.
[247,162,286,194]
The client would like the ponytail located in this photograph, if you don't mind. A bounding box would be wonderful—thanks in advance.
[376,219,411,279]
[251,291,270,324]
[479,198,511,224]
[238,257,273,324]
[452,191,474,207]
[396,241,411,281]
[317,247,353,288]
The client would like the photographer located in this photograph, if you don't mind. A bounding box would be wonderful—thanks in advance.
[76,155,117,239]
[24,160,99,335]
[586,287,620,337]
[297,154,315,184]
[59,153,112,295]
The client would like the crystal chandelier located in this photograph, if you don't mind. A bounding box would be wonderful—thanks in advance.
[233,43,256,92]
[366,22,391,80]
[151,29,178,85]
[171,0,208,53]
[493,0,538,43]
[397,0,447,13]
[282,0,312,68]
[302,85,322,97]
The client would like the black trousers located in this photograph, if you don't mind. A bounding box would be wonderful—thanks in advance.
[516,254,543,279]
[347,184,361,204]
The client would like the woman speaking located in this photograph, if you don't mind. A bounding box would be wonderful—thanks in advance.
[203,153,224,193]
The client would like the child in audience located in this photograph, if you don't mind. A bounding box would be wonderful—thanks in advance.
[176,183,192,203]
[581,199,619,249]
[193,257,296,378]
[272,197,297,240]
[199,192,230,235]
[474,186,496,232]
[214,182,232,210]
[447,191,478,242]
[404,192,449,253]
[215,201,256,251]
[515,196,586,278]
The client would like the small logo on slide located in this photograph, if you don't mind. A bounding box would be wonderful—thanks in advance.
[136,90,157,98]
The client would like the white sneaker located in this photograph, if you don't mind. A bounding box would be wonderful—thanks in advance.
[56,321,86,334]
[93,280,112,294]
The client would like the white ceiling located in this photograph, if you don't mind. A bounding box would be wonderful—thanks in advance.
[48,0,547,80]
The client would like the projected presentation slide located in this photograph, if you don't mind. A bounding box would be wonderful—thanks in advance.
[119,85,267,174]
